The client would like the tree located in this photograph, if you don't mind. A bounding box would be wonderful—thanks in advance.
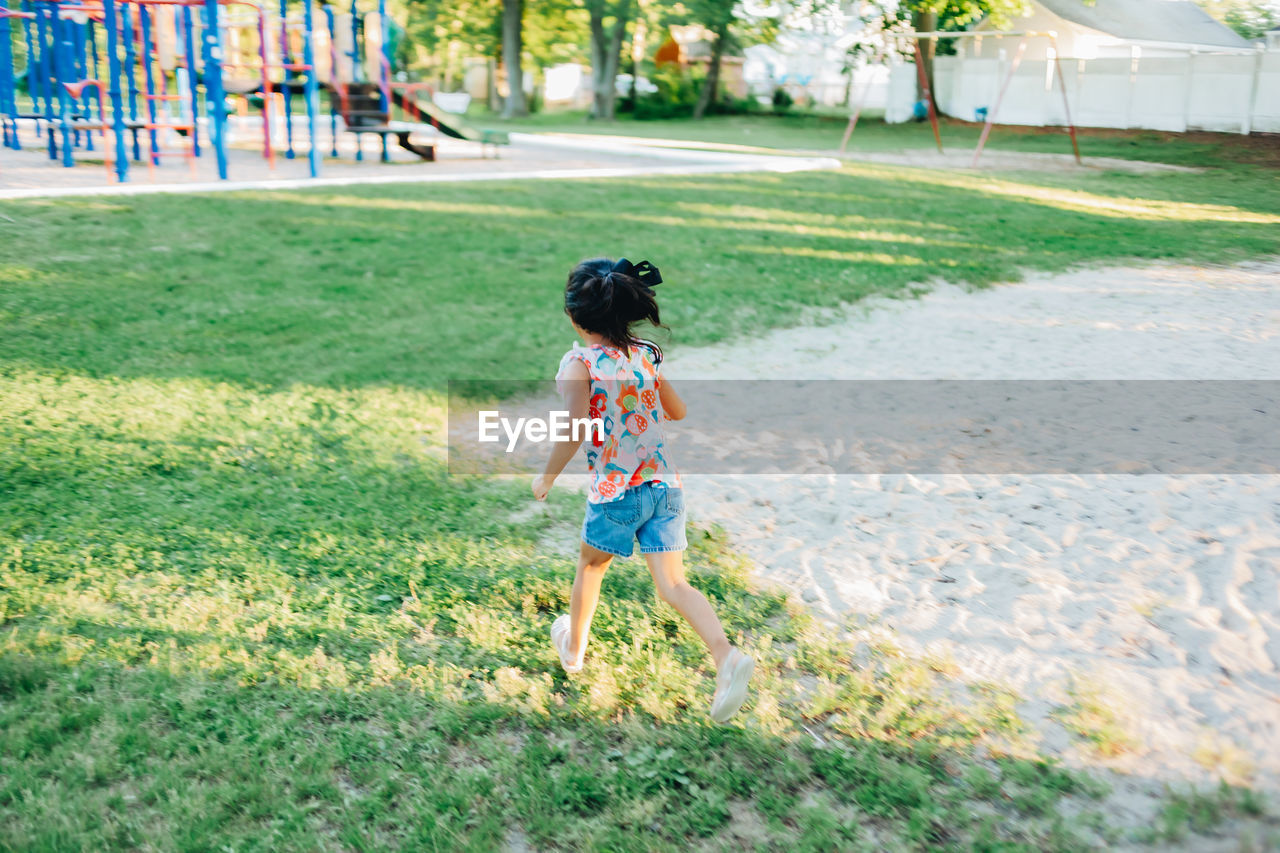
[855,0,1030,106]
[501,0,528,116]
[1196,0,1280,39]
[523,0,589,110]
[403,0,585,111]
[689,0,735,119]
[681,0,782,119]
[401,0,500,91]
[584,0,632,119]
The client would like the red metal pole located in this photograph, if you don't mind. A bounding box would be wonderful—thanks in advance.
[971,36,1027,168]
[257,6,273,166]
[912,38,942,153]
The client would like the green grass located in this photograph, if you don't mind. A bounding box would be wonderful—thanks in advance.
[2,145,1278,849]
[1143,783,1272,846]
[479,110,1280,168]
[3,159,1277,390]
[0,372,1111,850]
[1052,682,1138,759]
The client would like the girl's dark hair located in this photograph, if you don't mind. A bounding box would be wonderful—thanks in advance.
[564,257,664,363]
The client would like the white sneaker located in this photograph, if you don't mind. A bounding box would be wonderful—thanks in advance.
[551,614,584,674]
[709,648,754,723]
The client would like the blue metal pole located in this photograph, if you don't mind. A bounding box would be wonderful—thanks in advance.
[322,3,335,156]
[73,14,89,150]
[201,0,226,178]
[179,5,198,156]
[278,0,293,158]
[347,0,358,82]
[376,0,386,113]
[101,0,127,181]
[138,5,158,164]
[121,1,139,160]
[0,0,16,148]
[377,0,388,163]
[53,5,73,165]
[302,0,318,176]
[35,2,53,156]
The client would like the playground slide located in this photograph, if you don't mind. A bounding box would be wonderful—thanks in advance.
[390,89,507,145]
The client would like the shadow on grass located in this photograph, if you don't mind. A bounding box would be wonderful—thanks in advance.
[5,358,1277,849]
[0,637,1114,852]
[0,365,1127,851]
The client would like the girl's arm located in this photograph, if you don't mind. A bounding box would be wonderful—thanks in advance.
[658,375,686,421]
[532,358,590,500]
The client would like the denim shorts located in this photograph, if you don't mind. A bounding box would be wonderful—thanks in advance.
[582,481,688,558]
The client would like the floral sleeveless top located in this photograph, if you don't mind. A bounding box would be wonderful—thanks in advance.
[556,342,680,504]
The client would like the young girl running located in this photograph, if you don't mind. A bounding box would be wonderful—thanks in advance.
[531,257,754,724]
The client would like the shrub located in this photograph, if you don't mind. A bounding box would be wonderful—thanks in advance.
[772,86,794,114]
[633,66,703,120]
[712,94,758,116]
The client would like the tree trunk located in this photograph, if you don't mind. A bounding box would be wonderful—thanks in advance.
[501,0,527,117]
[692,24,727,120]
[588,0,629,119]
[912,10,938,111]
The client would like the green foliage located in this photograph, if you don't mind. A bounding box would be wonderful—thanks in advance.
[847,0,1032,66]
[1052,681,1139,758]
[714,94,760,116]
[632,65,704,119]
[400,0,502,75]
[1196,0,1280,39]
[771,85,794,113]
[1145,782,1270,843]
[898,0,1031,30]
[524,0,591,87]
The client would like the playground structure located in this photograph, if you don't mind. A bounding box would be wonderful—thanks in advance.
[840,30,1081,168]
[0,0,505,182]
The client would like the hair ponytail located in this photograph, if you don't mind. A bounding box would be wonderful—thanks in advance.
[565,257,665,363]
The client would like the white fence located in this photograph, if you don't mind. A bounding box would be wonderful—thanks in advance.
[884,50,1280,134]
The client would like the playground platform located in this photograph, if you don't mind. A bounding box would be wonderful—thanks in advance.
[0,129,840,198]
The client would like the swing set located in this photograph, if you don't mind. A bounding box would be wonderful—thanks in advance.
[839,29,1082,167]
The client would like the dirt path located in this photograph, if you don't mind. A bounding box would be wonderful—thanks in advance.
[669,259,1280,831]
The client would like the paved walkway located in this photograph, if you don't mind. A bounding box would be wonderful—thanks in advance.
[0,129,839,199]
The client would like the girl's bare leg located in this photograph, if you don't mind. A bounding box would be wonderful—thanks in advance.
[569,541,614,660]
[644,550,732,669]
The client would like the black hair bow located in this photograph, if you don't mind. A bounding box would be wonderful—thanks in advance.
[612,258,662,287]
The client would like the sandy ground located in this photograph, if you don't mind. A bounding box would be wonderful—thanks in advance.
[667,260,1280,828]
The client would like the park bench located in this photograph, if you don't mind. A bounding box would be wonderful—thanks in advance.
[335,82,437,163]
